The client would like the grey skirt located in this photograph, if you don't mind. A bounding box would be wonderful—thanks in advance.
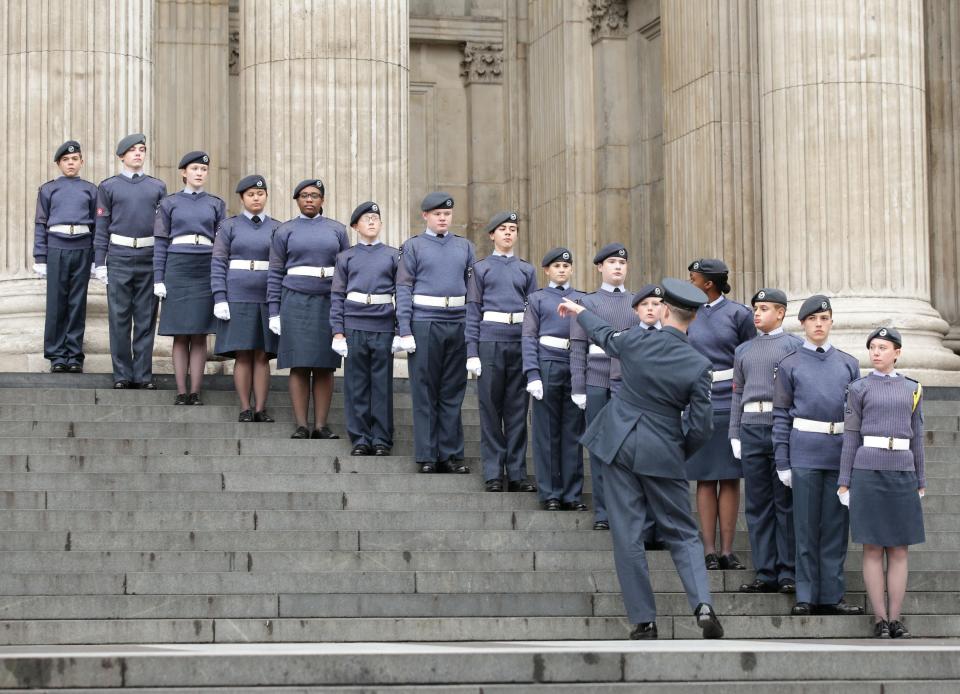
[277,288,341,370]
[214,301,277,358]
[684,409,743,481]
[850,469,925,547]
[158,253,217,336]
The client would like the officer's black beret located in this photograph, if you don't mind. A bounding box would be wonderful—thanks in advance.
[798,295,832,321]
[631,283,664,308]
[350,201,380,226]
[421,192,454,212]
[178,151,209,169]
[293,178,325,199]
[116,133,146,157]
[867,326,902,349]
[688,258,728,275]
[235,174,267,194]
[484,211,519,234]
[541,247,572,267]
[660,277,707,310]
[751,288,788,307]
[593,242,628,264]
[54,140,81,162]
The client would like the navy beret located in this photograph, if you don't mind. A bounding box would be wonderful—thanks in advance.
[350,201,380,226]
[631,283,664,308]
[293,178,325,199]
[484,211,519,234]
[541,247,572,267]
[593,242,628,264]
[660,277,707,310]
[116,133,146,157]
[178,151,209,169]
[54,140,81,162]
[867,326,902,349]
[421,191,454,212]
[798,295,832,321]
[235,174,267,194]
[688,258,728,275]
[751,288,788,307]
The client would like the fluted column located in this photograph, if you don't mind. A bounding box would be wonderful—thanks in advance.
[238,0,408,245]
[0,0,154,371]
[759,0,960,370]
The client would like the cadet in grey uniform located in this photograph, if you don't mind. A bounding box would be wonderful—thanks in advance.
[559,278,724,640]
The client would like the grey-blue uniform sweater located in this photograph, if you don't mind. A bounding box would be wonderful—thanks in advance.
[729,331,803,435]
[267,215,350,317]
[687,296,756,411]
[329,242,399,334]
[521,285,584,383]
[94,174,167,266]
[153,191,226,282]
[569,288,638,395]
[210,214,281,304]
[395,232,476,336]
[466,254,538,358]
[33,176,99,261]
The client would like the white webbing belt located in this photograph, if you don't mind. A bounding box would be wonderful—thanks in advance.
[588,344,607,356]
[483,310,525,325]
[171,234,213,246]
[288,265,335,278]
[743,401,774,413]
[110,234,154,248]
[863,435,910,451]
[793,417,844,435]
[712,368,733,382]
[539,336,570,350]
[229,259,269,271]
[49,224,90,236]
[347,291,393,305]
[413,294,466,308]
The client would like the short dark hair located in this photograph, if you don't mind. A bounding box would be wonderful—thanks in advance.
[665,301,696,324]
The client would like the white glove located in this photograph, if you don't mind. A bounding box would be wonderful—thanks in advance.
[837,489,850,507]
[153,282,167,299]
[213,302,231,321]
[391,336,403,354]
[466,357,482,378]
[94,265,108,285]
[731,438,742,460]
[332,336,349,358]
[526,380,544,401]
[777,468,792,488]
[572,393,587,410]
[90,262,96,275]
[269,316,281,335]
[399,335,416,353]
[919,489,926,499]
[33,263,47,277]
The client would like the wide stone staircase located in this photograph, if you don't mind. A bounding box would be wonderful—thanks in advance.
[0,373,959,691]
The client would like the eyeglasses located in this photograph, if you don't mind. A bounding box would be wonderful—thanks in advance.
[298,193,323,200]
[359,214,381,222]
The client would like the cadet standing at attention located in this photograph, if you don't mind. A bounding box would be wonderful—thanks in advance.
[33,140,98,373]
[729,288,801,595]
[211,175,280,423]
[153,151,225,405]
[569,242,638,530]
[522,247,586,511]
[467,211,538,492]
[772,295,863,617]
[93,134,168,389]
[686,258,755,569]
[268,179,349,439]
[330,201,399,457]
[559,278,724,640]
[395,192,475,474]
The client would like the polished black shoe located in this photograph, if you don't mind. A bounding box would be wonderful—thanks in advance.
[874,619,891,639]
[419,462,437,474]
[51,363,67,373]
[888,620,911,639]
[695,603,724,639]
[139,382,158,390]
[704,554,721,570]
[544,499,561,511]
[644,540,668,551]
[817,601,863,616]
[254,410,275,423]
[593,520,610,531]
[507,480,536,492]
[563,501,589,512]
[485,479,503,492]
[791,602,813,616]
[372,444,391,456]
[174,393,189,406]
[629,622,658,640]
[351,443,372,456]
[312,426,339,440]
[66,364,83,373]
[238,409,254,423]
[113,380,132,389]
[739,578,778,594]
[778,579,796,594]
[441,458,471,474]
[291,426,311,439]
[719,554,746,570]
[187,392,203,406]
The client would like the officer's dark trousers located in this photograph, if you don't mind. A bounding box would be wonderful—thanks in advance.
[408,320,466,463]
[606,452,713,624]
[44,247,92,367]
[792,467,849,605]
[478,341,529,482]
[107,255,158,384]
[586,385,611,522]
[532,359,584,503]
[741,423,795,584]
[344,329,394,448]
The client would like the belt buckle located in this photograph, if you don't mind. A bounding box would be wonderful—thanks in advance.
[321,268,329,279]
[69,225,76,235]
[195,234,200,245]
[508,313,514,325]
[887,436,894,450]
[132,238,138,249]
[249,260,255,271]
[444,296,449,307]
[757,402,765,413]
[828,422,836,435]
[365,294,372,305]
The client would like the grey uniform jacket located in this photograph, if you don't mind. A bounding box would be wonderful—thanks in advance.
[577,311,714,479]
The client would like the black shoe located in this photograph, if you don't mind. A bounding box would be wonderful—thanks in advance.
[778,579,796,594]
[593,520,610,531]
[187,392,202,406]
[874,619,891,639]
[312,426,339,440]
[372,444,391,456]
[544,499,561,511]
[485,479,503,492]
[51,363,67,373]
[113,380,131,389]
[351,443,372,456]
[238,409,254,423]
[704,554,721,570]
[507,480,536,492]
[719,554,746,570]
[174,393,189,406]
[441,458,471,474]
[66,364,83,373]
[739,578,778,594]
[888,620,911,639]
[644,540,668,551]
[791,602,813,616]
[817,601,863,616]
[254,410,275,423]
[291,426,311,439]
[563,501,588,512]
[419,462,437,474]
[695,603,724,639]
[629,622,658,640]
[139,382,157,390]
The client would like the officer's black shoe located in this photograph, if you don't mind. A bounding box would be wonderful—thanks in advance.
[238,409,254,423]
[778,579,796,594]
[442,458,471,474]
[254,410,275,423]
[372,444,391,456]
[695,603,724,639]
[544,499,561,511]
[485,479,503,492]
[888,620,910,639]
[563,501,589,512]
[66,364,83,373]
[51,364,67,373]
[719,553,746,570]
[507,480,536,492]
[291,426,311,439]
[817,601,864,616]
[140,382,158,390]
[113,381,132,389]
[419,462,437,474]
[351,444,372,456]
[644,540,668,551]
[704,554,721,570]
[739,578,778,594]
[187,393,203,406]
[791,602,813,616]
[874,619,891,639]
[312,426,339,440]
[174,393,189,406]
[593,520,610,531]
[629,622,658,640]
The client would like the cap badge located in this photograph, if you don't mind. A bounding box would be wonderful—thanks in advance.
[509,213,517,221]
[693,261,700,270]
[202,155,209,163]
[67,146,75,153]
[371,204,378,212]
[617,249,625,256]
[562,252,570,260]
[316,180,322,187]
[654,287,661,296]
[821,301,828,310]
[758,291,766,300]
[879,328,888,337]
[256,180,263,187]
[445,199,453,207]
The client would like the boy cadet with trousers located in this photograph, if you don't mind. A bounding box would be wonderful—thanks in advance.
[467,211,538,492]
[396,192,476,474]
[773,295,864,616]
[93,133,168,389]
[330,201,400,457]
[729,288,801,594]
[33,140,98,373]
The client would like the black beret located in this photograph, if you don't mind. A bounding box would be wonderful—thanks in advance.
[593,242,628,264]
[660,277,707,310]
[54,140,81,162]
[798,294,832,321]
[293,178,325,199]
[115,133,146,157]
[867,326,902,349]
[235,174,267,194]
[484,211,519,234]
[421,191,454,212]
[631,283,664,308]
[751,288,788,307]
[541,247,572,267]
[350,201,380,226]
[688,258,728,275]
[178,151,209,169]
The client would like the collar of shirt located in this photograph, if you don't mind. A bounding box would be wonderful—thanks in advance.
[242,210,266,221]
[299,213,320,220]
[492,250,514,258]
[424,229,445,237]
[600,282,627,293]
[643,320,662,330]
[871,369,899,378]
[803,340,832,352]
[761,327,785,336]
[549,282,570,290]
[183,187,204,195]
[707,295,725,308]
[120,168,145,179]
[358,240,382,246]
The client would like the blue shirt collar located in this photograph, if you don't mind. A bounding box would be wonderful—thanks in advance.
[600,282,627,293]
[803,340,832,352]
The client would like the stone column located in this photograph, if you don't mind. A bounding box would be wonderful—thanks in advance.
[238,0,408,247]
[758,0,960,371]
[0,0,154,371]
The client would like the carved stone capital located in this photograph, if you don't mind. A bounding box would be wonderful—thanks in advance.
[460,42,503,84]
[589,0,628,43]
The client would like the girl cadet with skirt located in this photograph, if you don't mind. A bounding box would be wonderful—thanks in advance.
[154,151,225,405]
[268,178,350,439]
[211,175,280,423]
[838,326,925,639]
[686,258,756,571]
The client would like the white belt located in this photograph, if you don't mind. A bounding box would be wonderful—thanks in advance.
[347,291,393,305]
[793,417,844,435]
[288,265,335,279]
[49,224,90,236]
[110,233,154,248]
[712,368,733,382]
[743,401,774,413]
[540,336,570,350]
[229,259,269,271]
[171,234,213,247]
[863,435,910,451]
[413,294,466,308]
[588,344,607,356]
[483,310,525,325]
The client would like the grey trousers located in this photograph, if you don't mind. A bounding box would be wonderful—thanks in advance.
[531,359,584,503]
[408,320,466,463]
[793,467,849,605]
[478,340,529,482]
[107,255,158,384]
[344,329,394,448]
[586,385,611,522]
[44,247,91,366]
